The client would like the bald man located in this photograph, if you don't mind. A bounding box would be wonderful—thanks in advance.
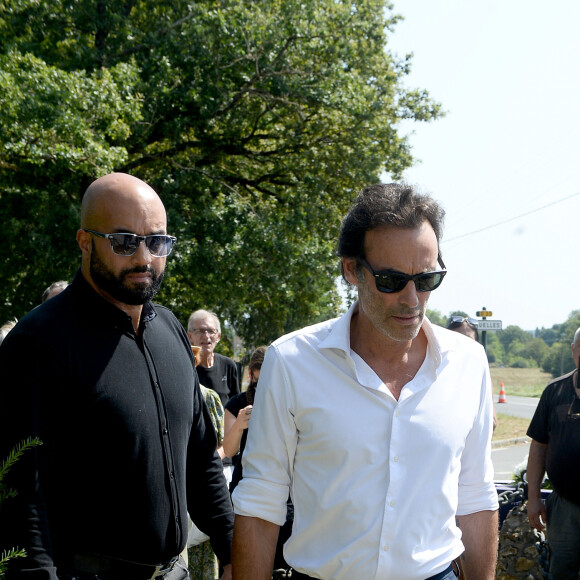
[0,174,233,580]
[527,327,580,579]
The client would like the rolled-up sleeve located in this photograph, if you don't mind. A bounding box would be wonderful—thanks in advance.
[232,345,296,526]
[457,361,499,515]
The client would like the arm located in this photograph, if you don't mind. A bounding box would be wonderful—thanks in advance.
[526,439,548,531]
[456,510,498,580]
[187,380,234,566]
[0,332,59,579]
[223,408,252,458]
[232,515,279,580]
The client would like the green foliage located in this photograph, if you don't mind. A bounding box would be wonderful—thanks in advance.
[0,0,443,349]
[485,332,502,365]
[0,437,42,578]
[425,308,446,327]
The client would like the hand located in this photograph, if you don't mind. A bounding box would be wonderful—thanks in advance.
[220,563,232,580]
[527,496,547,531]
[236,405,253,430]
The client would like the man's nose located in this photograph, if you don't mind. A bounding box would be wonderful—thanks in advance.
[398,280,420,307]
[130,239,153,264]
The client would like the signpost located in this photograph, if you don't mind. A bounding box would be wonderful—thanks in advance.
[475,307,502,353]
[478,320,502,331]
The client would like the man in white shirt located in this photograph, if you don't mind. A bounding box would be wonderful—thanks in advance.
[232,183,499,580]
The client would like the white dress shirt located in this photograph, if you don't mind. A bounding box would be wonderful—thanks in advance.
[233,302,498,580]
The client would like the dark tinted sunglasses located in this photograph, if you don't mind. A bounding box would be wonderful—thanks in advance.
[83,229,176,257]
[359,256,447,293]
[450,316,478,328]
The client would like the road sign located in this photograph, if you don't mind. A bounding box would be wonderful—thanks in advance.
[476,310,493,317]
[478,320,502,331]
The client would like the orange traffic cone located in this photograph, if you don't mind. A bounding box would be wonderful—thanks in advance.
[498,382,507,403]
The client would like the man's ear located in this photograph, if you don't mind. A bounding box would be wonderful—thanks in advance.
[342,257,360,286]
[77,229,92,256]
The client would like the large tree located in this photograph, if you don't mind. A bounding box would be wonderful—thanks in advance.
[0,0,442,349]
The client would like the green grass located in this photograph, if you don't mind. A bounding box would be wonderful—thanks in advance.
[492,413,531,442]
[490,367,552,398]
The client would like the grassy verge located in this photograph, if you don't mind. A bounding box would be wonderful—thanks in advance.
[492,413,531,442]
[490,367,552,398]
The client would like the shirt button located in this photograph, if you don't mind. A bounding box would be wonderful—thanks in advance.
[163,428,168,435]
[383,544,389,551]
[393,456,399,462]
[390,500,396,507]
[395,410,399,417]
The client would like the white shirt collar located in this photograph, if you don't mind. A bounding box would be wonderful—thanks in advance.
[319,300,443,371]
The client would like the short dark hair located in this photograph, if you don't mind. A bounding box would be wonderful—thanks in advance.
[447,320,479,342]
[337,183,445,281]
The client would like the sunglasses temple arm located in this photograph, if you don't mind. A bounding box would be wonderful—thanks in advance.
[437,253,446,270]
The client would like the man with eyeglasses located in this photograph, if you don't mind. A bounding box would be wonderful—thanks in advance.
[0,173,233,580]
[187,310,239,407]
[232,183,498,580]
[527,327,580,579]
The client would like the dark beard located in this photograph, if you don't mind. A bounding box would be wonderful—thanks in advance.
[90,245,165,305]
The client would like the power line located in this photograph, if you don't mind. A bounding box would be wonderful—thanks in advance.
[444,190,580,243]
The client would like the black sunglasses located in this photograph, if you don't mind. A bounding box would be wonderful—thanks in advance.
[450,316,479,328]
[359,256,447,294]
[83,229,177,257]
[567,396,580,421]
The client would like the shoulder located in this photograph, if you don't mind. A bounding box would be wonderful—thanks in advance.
[151,303,189,335]
[4,288,74,346]
[215,353,237,368]
[270,317,339,355]
[428,321,487,360]
[201,385,222,405]
[225,391,248,412]
[151,302,181,325]
[540,370,574,401]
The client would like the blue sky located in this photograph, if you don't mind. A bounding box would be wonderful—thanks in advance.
[383,0,580,331]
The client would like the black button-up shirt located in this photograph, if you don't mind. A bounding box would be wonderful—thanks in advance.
[0,272,233,578]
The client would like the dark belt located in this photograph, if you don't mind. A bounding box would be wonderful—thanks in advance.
[63,553,179,580]
[292,562,458,580]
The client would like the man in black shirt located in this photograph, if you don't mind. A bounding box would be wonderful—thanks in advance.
[527,326,580,579]
[187,310,239,406]
[0,173,233,579]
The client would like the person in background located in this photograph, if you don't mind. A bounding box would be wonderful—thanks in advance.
[0,318,17,346]
[527,326,580,579]
[224,346,267,492]
[0,172,233,580]
[447,315,498,431]
[232,183,498,580]
[187,309,239,407]
[41,280,69,302]
[188,345,228,579]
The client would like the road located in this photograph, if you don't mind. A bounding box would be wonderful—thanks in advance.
[494,395,540,420]
[492,394,539,481]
